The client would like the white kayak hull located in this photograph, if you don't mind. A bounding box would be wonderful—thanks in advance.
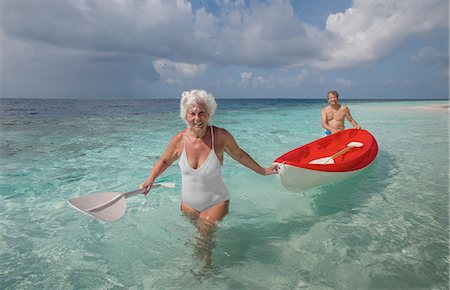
[275,163,364,192]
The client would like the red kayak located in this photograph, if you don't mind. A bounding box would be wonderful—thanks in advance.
[274,129,378,191]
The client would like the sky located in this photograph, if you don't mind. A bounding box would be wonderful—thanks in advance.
[0,0,448,99]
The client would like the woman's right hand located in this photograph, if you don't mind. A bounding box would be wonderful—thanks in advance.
[139,179,154,196]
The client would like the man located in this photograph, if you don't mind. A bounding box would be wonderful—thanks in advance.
[321,90,361,136]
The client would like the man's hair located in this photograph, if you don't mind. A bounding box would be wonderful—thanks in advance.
[327,90,339,99]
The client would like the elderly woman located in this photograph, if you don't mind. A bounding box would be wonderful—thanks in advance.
[140,89,277,225]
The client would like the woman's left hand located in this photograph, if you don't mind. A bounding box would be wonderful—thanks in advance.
[264,164,279,175]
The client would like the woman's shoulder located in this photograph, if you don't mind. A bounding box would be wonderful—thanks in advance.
[212,126,234,144]
[212,125,230,135]
[168,130,185,144]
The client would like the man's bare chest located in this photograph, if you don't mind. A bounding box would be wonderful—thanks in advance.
[326,109,345,120]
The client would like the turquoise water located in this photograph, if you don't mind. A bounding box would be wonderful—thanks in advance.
[1,98,448,289]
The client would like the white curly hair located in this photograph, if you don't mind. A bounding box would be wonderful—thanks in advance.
[179,89,217,125]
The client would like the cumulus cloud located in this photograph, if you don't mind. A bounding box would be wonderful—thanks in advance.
[216,0,324,67]
[1,0,196,56]
[0,0,447,98]
[384,79,412,86]
[316,0,448,69]
[412,47,448,66]
[240,72,253,82]
[2,0,447,69]
[236,68,309,89]
[294,69,309,83]
[153,58,208,85]
[335,77,353,87]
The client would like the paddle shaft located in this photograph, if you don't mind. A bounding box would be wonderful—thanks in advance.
[331,146,354,159]
[125,188,146,198]
[319,146,357,164]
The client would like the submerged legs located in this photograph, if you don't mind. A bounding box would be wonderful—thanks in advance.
[181,201,229,276]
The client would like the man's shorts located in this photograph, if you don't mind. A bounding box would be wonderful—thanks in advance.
[322,129,332,137]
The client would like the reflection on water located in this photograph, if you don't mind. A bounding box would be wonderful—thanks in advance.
[312,149,397,216]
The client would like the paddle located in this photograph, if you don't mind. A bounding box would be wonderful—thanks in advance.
[67,182,175,222]
[308,142,363,165]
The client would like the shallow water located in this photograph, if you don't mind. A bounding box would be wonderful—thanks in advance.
[0,98,448,289]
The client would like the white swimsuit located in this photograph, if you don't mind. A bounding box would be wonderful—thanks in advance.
[179,126,230,212]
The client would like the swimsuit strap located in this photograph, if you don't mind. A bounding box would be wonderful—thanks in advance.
[183,129,188,151]
[210,125,214,150]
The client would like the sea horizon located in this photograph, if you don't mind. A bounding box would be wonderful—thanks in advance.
[1,97,449,101]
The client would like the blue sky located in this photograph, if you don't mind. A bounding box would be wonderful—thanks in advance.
[1,0,448,99]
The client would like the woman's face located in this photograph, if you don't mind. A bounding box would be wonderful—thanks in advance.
[186,102,209,131]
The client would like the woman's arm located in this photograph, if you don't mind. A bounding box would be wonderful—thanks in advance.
[140,133,182,194]
[222,129,277,176]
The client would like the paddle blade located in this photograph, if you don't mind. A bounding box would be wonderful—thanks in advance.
[88,197,126,222]
[67,191,126,222]
[67,181,175,222]
[308,157,335,165]
[347,141,363,147]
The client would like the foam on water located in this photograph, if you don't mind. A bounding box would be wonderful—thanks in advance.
[0,98,448,289]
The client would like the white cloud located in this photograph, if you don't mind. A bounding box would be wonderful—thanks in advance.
[335,77,353,87]
[217,0,324,67]
[240,72,253,81]
[412,47,448,66]
[152,58,208,85]
[1,0,447,71]
[384,79,412,86]
[235,68,309,89]
[0,0,325,69]
[1,0,196,56]
[316,0,448,69]
[294,69,309,83]
[0,0,447,98]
